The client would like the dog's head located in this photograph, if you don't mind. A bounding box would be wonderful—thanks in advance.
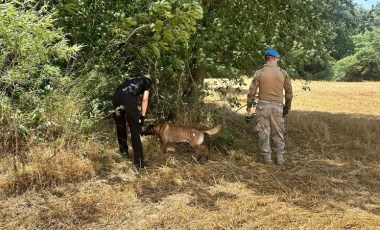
[141,124,155,136]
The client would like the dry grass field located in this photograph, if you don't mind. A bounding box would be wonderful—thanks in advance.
[1,79,380,229]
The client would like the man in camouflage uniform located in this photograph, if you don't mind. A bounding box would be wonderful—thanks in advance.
[246,49,293,165]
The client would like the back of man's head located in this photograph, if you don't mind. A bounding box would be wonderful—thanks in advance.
[264,48,280,58]
[265,55,278,63]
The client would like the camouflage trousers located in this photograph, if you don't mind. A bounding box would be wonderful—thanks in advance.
[254,100,286,164]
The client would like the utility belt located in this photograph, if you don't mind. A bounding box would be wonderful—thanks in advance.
[258,100,283,107]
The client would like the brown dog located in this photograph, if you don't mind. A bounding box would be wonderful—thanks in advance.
[143,123,221,160]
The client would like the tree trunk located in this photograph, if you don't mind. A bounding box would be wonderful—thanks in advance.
[184,64,207,100]
[191,64,207,86]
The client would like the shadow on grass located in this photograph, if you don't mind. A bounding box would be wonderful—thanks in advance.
[134,108,380,215]
[2,107,379,227]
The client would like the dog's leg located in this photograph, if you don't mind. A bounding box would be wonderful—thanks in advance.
[190,142,209,161]
[204,148,210,161]
[198,145,209,160]
[189,133,209,161]
[160,141,168,153]
[158,125,169,153]
[194,149,202,162]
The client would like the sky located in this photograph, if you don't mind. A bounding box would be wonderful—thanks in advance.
[353,0,380,9]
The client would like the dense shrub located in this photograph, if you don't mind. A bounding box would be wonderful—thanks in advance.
[0,4,80,154]
[332,29,380,81]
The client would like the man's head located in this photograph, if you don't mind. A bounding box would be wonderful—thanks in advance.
[264,48,280,63]
[143,73,152,80]
[143,73,154,86]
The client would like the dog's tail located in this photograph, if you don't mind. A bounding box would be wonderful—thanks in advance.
[204,125,222,135]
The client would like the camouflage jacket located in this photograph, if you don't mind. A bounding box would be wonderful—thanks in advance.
[247,63,293,109]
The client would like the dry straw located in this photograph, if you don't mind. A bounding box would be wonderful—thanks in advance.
[1,80,380,229]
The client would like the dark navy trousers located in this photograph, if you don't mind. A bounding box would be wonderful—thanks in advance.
[112,91,143,165]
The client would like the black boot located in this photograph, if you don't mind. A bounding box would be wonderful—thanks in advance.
[134,158,145,168]
[119,147,130,159]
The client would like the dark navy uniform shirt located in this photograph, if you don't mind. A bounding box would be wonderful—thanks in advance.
[116,76,152,96]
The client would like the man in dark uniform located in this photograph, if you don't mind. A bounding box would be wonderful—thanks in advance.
[112,74,152,168]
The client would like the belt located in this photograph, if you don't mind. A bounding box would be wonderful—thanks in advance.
[258,100,283,106]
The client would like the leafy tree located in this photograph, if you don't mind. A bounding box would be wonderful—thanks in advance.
[364,3,380,29]
[0,3,79,153]
[329,3,380,81]
[50,0,369,110]
[332,29,380,81]
[187,0,360,84]
[42,0,203,117]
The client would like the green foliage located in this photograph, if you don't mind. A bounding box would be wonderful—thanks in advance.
[51,0,204,117]
[0,3,80,153]
[189,0,357,80]
[313,3,380,81]
[332,29,380,81]
[328,1,359,60]
[361,3,380,30]
[211,132,234,153]
[3,0,380,159]
[0,5,79,94]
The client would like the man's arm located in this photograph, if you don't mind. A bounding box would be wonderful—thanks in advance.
[246,73,259,113]
[141,90,150,116]
[283,71,293,111]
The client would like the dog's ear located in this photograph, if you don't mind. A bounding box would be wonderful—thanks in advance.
[142,124,155,136]
[165,113,176,123]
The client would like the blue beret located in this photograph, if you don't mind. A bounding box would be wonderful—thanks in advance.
[264,49,280,58]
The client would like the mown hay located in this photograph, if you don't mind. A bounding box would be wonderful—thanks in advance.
[1,81,380,229]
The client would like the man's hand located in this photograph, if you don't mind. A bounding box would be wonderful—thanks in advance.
[244,112,251,124]
[283,106,289,118]
[246,100,257,114]
[139,115,145,126]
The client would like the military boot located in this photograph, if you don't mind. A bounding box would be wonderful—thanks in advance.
[119,147,130,159]
[259,155,273,165]
[275,153,286,166]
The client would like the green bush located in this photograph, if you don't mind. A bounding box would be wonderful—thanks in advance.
[210,132,234,154]
[331,29,380,81]
[0,4,80,154]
